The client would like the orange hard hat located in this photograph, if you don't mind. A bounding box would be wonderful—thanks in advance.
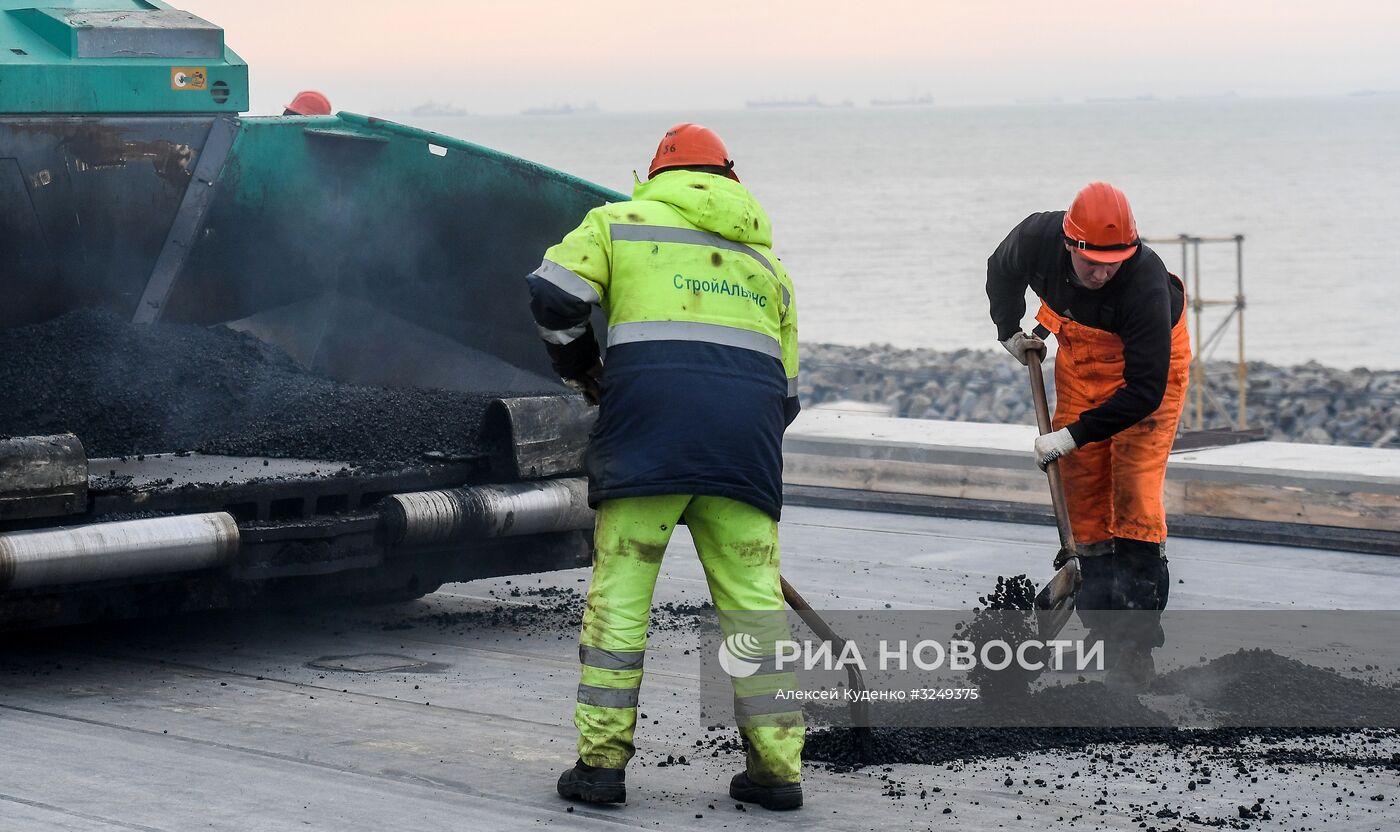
[648,123,738,181]
[1063,181,1139,264]
[285,90,332,116]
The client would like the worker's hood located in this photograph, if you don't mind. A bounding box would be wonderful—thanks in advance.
[633,171,773,248]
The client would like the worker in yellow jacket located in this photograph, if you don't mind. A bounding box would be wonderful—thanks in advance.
[526,124,804,810]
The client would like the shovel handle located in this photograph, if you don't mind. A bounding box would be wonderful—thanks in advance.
[781,576,839,643]
[780,575,872,729]
[1026,349,1076,553]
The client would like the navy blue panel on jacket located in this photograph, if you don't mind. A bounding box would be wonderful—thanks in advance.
[586,340,790,520]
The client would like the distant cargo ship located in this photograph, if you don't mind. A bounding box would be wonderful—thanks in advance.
[1086,94,1159,104]
[745,96,853,109]
[521,102,600,116]
[870,94,934,107]
[395,101,469,117]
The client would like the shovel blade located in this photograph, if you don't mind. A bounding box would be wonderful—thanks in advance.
[1035,557,1082,641]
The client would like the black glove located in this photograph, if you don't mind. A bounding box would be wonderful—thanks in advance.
[563,359,603,406]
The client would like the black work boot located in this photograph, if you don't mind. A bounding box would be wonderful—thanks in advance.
[557,759,626,804]
[1104,640,1156,691]
[729,771,803,811]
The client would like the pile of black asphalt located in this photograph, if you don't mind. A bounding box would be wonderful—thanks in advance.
[0,309,501,464]
[803,575,1400,770]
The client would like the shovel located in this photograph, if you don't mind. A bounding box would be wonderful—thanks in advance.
[1026,348,1083,641]
[780,576,875,763]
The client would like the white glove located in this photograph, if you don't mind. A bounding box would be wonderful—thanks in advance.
[1000,332,1046,366]
[1034,428,1077,471]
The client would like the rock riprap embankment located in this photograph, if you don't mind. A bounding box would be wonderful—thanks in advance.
[800,343,1400,447]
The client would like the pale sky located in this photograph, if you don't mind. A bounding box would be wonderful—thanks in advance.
[178,0,1400,114]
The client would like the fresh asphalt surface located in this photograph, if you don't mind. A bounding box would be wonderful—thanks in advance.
[3,506,1398,831]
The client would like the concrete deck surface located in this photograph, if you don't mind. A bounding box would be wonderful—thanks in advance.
[3,506,1398,831]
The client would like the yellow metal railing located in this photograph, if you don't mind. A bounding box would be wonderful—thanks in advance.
[1143,234,1247,431]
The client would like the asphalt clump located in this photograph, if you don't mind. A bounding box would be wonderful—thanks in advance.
[959,574,1040,699]
[387,588,717,636]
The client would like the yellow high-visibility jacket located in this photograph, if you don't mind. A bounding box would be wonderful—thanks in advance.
[526,169,799,518]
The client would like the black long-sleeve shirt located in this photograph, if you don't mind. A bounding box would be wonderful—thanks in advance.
[987,211,1185,446]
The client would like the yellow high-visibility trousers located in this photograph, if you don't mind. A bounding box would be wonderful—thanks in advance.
[573,494,804,785]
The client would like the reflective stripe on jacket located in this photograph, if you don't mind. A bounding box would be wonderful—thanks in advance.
[526,170,799,518]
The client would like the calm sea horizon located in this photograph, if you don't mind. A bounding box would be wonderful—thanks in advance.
[408,95,1400,370]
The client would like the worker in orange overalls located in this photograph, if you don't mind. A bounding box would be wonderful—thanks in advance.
[987,182,1191,685]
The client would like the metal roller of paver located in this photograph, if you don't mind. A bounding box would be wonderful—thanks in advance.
[0,1,621,630]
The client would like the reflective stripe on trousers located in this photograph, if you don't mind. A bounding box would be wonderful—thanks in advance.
[573,494,804,783]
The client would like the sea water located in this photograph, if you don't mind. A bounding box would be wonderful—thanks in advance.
[417,96,1400,369]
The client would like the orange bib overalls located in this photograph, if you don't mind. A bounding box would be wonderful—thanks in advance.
[1034,276,1191,547]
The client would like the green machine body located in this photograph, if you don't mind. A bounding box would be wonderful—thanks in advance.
[0,0,247,113]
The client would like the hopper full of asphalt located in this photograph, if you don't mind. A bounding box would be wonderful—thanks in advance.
[0,310,510,464]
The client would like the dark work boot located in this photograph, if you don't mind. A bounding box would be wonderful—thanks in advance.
[557,759,626,804]
[1071,541,1116,636]
[1105,641,1156,691]
[730,771,803,811]
[1112,538,1170,614]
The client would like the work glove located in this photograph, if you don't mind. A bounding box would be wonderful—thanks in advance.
[1000,332,1046,366]
[563,359,603,406]
[1033,427,1077,471]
